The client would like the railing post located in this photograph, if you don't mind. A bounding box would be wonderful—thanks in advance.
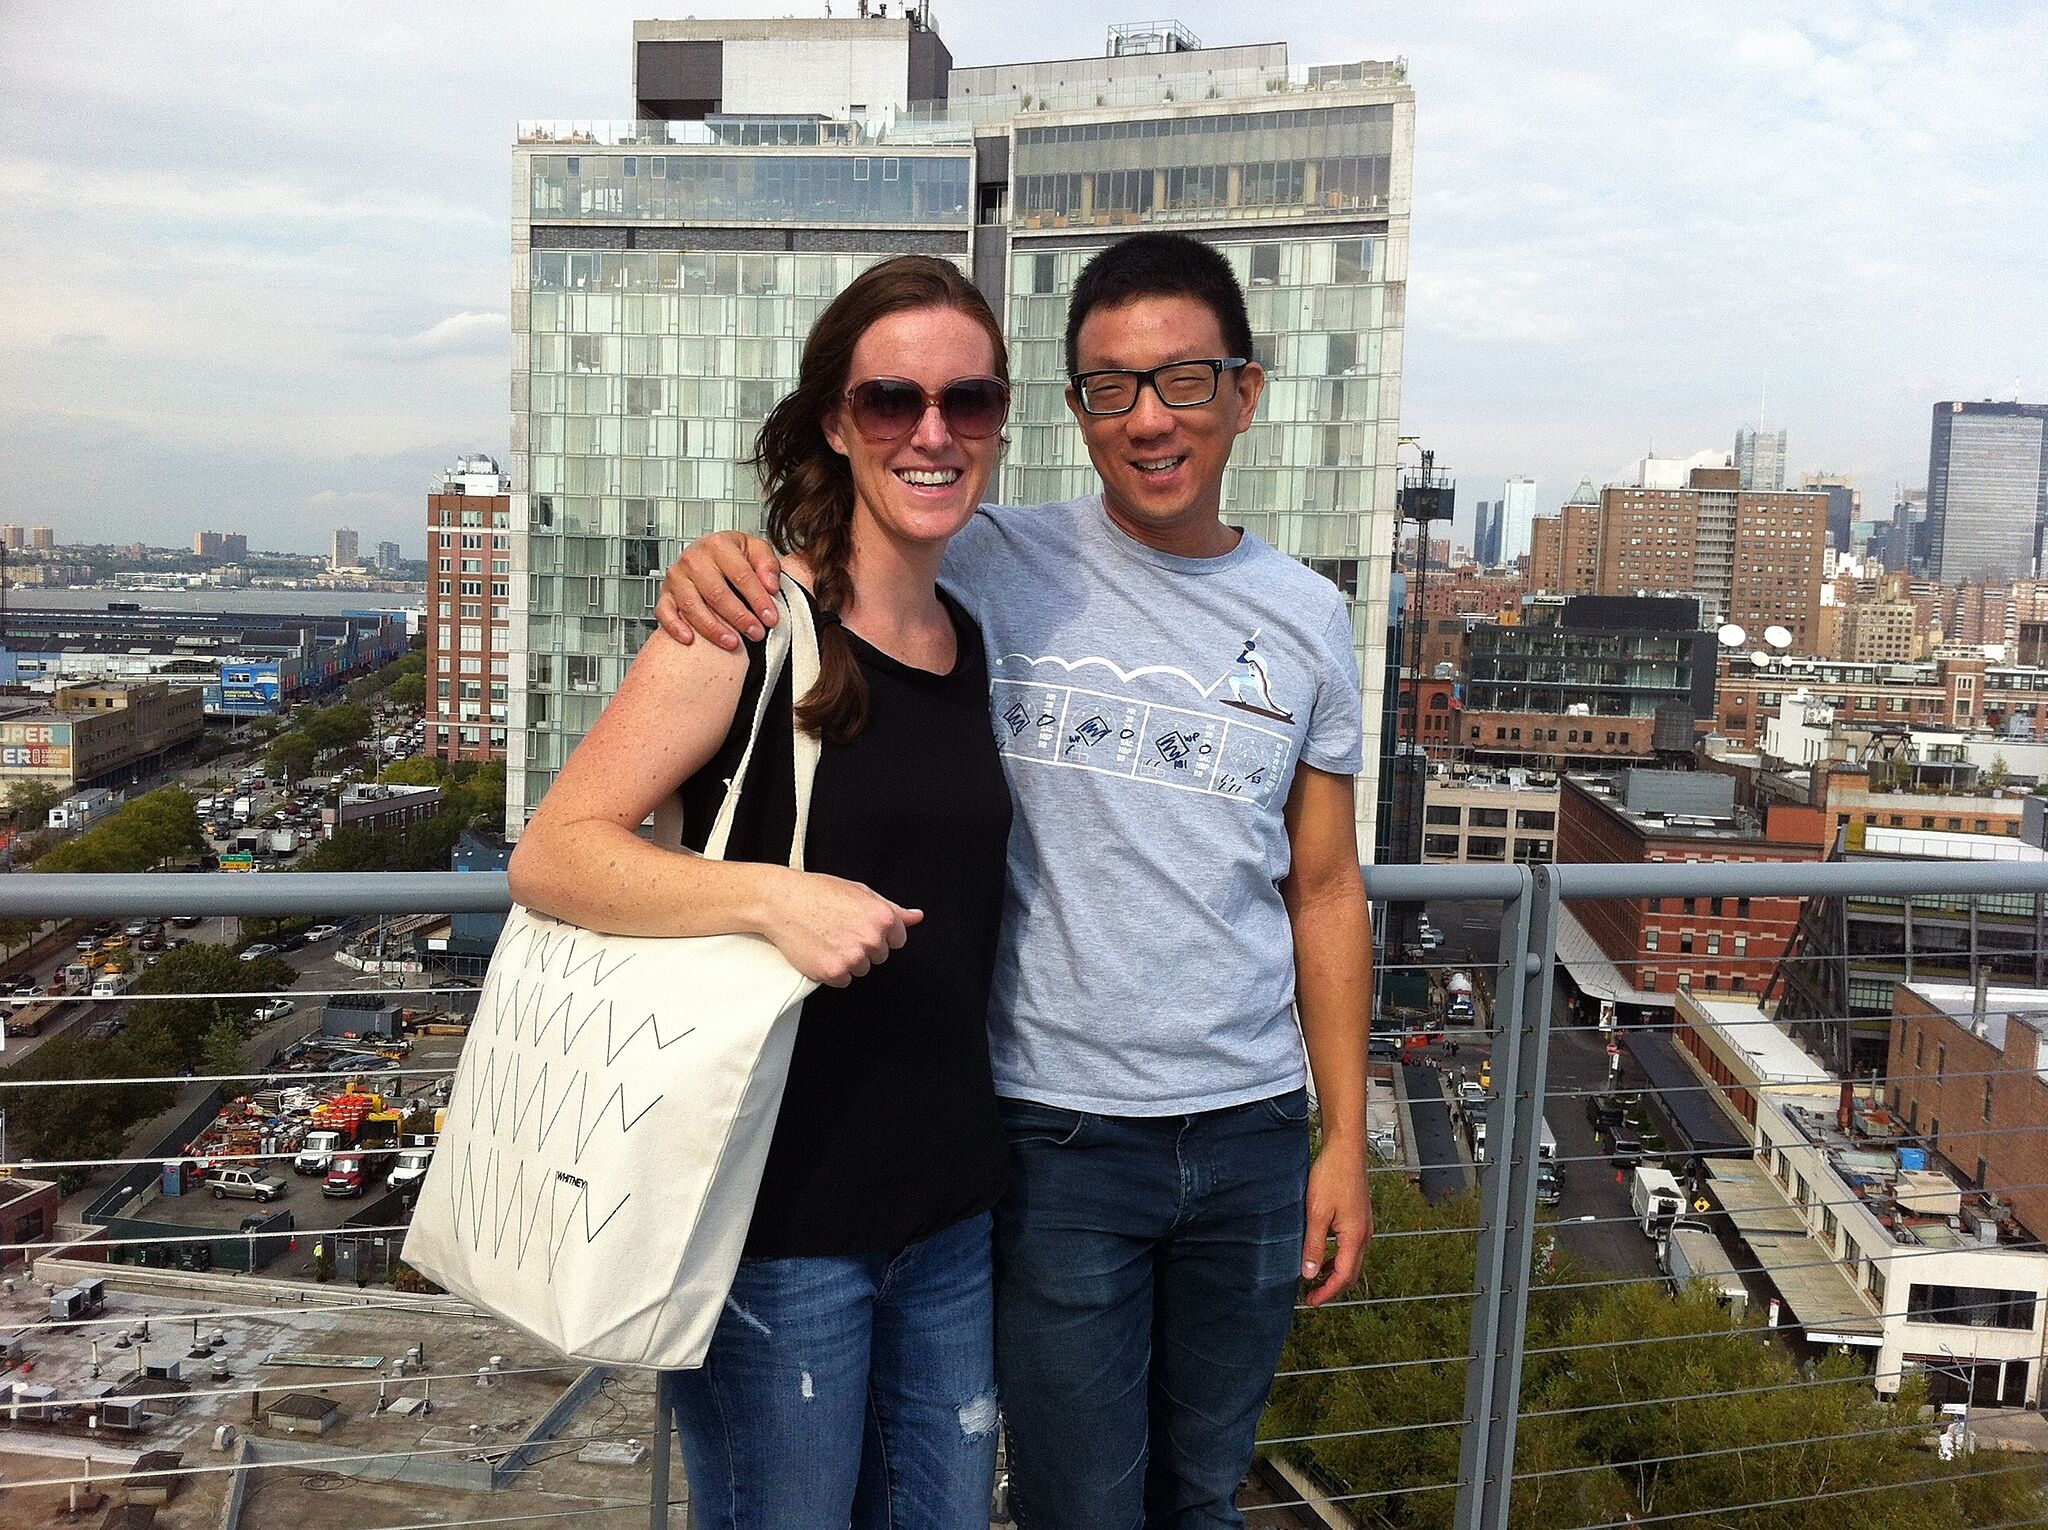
[1452,863,1558,1530]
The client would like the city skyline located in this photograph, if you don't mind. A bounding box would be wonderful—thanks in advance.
[3,1,2045,552]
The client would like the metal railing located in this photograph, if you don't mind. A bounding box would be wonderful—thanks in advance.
[5,863,2048,1530]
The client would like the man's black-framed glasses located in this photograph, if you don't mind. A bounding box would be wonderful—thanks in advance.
[1070,358,1249,417]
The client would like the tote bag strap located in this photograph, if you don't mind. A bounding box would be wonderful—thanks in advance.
[690,573,822,871]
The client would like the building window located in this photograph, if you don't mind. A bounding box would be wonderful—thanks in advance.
[1680,933,1694,954]
[1466,836,1507,861]
[1914,1028,1924,1069]
[1645,930,1660,952]
[1423,834,1462,858]
[1983,1079,1994,1123]
[1937,1044,1946,1083]
[1683,897,1697,915]
[1706,934,1720,955]
[1737,897,1751,917]
[1711,897,1724,916]
[1734,936,1747,957]
[1906,1284,2038,1330]
[1425,805,1463,826]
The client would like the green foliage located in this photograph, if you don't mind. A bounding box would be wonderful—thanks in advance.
[267,732,316,784]
[1265,1174,2041,1529]
[387,672,426,707]
[33,789,205,874]
[3,778,63,829]
[378,756,445,787]
[0,1035,176,1185]
[200,1014,245,1081]
[120,942,291,1078]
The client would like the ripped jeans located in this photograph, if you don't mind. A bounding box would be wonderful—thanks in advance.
[664,1211,997,1530]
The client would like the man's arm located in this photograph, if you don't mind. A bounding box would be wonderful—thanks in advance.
[1281,763,1374,1306]
[654,531,786,650]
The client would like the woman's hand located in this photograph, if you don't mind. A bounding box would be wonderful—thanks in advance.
[757,868,923,988]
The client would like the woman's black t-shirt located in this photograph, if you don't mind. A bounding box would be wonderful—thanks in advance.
[678,587,1011,1259]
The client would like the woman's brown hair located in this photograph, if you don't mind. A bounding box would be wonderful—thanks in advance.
[752,255,1007,744]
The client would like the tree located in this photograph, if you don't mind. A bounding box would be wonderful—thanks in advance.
[34,789,204,874]
[1264,1173,2042,1530]
[388,672,426,707]
[120,943,292,1077]
[1986,753,2012,789]
[268,732,317,784]
[378,756,447,788]
[3,778,63,829]
[200,1014,245,1082]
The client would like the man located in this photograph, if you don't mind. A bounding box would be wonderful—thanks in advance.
[657,232,1372,1529]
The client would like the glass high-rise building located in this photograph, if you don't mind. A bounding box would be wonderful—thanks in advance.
[1734,426,1787,492]
[1926,400,2048,583]
[508,17,1415,848]
[1497,475,1539,567]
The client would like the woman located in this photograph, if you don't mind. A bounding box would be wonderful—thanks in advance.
[506,256,1014,1529]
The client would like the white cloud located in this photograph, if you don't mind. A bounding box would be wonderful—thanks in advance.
[0,0,2043,545]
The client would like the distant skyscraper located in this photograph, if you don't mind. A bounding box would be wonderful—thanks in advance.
[1498,476,1539,566]
[193,530,248,561]
[511,16,1416,845]
[1735,427,1787,492]
[0,527,23,551]
[26,527,54,552]
[330,528,359,571]
[376,540,402,572]
[1473,500,1502,566]
[1798,471,1859,558]
[1926,401,2048,582]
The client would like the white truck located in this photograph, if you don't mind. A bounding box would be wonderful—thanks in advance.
[269,829,299,855]
[1630,1165,1684,1237]
[1661,1219,1747,1311]
[47,789,118,833]
[232,796,254,823]
[294,1129,348,1176]
[388,1147,433,1193]
[90,970,136,1000]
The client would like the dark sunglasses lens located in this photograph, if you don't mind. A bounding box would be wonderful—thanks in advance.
[849,380,924,437]
[942,380,1008,438]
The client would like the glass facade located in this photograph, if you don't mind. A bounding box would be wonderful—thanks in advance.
[509,77,1410,839]
[515,242,940,805]
[530,151,971,224]
[1003,235,1389,559]
[1012,105,1393,225]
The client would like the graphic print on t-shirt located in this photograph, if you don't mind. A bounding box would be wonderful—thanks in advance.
[990,632,1297,810]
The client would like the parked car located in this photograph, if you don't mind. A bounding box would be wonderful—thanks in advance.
[123,920,150,937]
[254,998,295,1023]
[239,944,280,963]
[1609,1131,1647,1169]
[303,924,342,942]
[1536,1162,1565,1207]
[210,1166,288,1202]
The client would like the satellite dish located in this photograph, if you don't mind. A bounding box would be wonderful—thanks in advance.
[1749,652,1771,669]
[1764,625,1793,651]
[1716,623,1747,649]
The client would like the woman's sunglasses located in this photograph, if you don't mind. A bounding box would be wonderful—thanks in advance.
[843,376,1010,442]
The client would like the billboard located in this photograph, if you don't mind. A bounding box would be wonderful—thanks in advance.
[0,719,72,772]
[215,662,283,716]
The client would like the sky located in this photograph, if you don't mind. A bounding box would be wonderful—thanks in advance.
[2,1,2044,556]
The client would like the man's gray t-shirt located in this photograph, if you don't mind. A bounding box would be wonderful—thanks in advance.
[940,496,1365,1115]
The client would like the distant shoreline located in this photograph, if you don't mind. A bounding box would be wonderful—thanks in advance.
[1,586,425,616]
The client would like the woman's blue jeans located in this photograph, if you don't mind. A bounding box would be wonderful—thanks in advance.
[663,1211,998,1530]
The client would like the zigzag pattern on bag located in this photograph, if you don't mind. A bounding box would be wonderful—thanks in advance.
[401,576,822,1367]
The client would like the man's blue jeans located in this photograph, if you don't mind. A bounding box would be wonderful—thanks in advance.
[665,1211,999,1530]
[993,1090,1311,1530]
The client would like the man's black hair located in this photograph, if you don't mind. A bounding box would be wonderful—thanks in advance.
[1063,232,1256,377]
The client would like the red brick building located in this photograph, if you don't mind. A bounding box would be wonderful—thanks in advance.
[1888,982,2048,1246]
[1555,772,1820,1014]
[426,455,512,763]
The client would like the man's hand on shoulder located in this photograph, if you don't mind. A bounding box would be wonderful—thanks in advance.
[655,531,785,650]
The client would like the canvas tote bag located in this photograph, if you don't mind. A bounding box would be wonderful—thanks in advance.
[404,579,821,1368]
